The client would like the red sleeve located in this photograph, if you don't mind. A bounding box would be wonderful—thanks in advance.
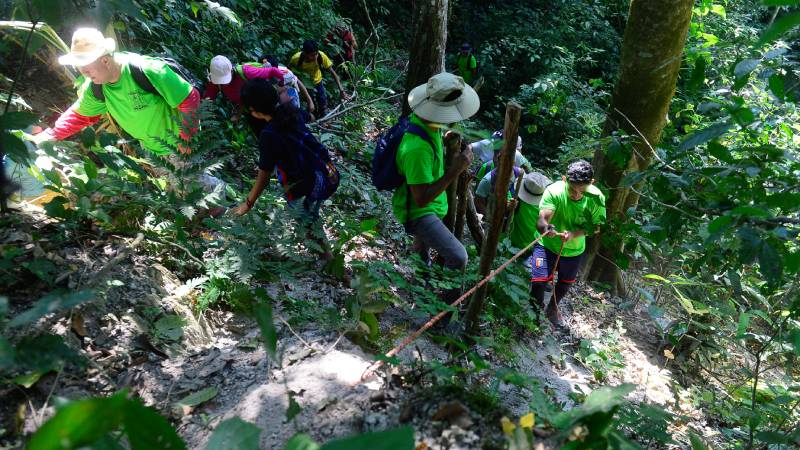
[178,87,200,141]
[202,81,218,100]
[41,106,101,141]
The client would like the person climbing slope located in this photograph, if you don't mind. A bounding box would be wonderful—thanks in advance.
[531,160,606,329]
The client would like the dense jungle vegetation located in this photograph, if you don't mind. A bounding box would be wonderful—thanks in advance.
[0,0,798,449]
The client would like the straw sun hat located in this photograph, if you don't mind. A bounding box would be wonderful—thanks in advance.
[58,28,116,67]
[408,72,480,123]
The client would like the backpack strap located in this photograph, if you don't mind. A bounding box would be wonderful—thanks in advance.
[128,60,158,96]
[234,64,246,80]
[90,83,105,102]
[402,122,438,225]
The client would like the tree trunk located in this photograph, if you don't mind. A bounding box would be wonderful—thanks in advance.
[402,0,449,115]
[453,171,469,240]
[583,0,693,294]
[443,135,460,231]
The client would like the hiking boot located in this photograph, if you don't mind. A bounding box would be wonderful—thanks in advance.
[545,302,567,331]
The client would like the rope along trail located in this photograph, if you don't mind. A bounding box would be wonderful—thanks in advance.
[359,232,566,383]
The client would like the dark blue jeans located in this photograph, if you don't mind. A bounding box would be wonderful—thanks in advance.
[314,83,328,113]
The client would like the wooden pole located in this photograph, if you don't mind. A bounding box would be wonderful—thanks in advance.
[465,189,484,248]
[464,101,522,336]
[443,134,461,231]
[453,171,469,240]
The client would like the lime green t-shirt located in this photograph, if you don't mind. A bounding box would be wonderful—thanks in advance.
[539,180,607,257]
[456,54,477,84]
[508,201,540,249]
[392,114,447,224]
[73,52,193,156]
[289,51,332,85]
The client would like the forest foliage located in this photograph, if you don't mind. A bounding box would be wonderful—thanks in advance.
[1,0,799,449]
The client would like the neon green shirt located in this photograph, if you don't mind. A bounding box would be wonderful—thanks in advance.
[539,180,606,257]
[456,54,477,84]
[73,52,192,156]
[509,201,540,249]
[392,114,447,224]
[290,51,333,85]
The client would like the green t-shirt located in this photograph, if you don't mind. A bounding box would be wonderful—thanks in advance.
[392,114,447,224]
[508,201,540,249]
[74,52,193,156]
[539,180,607,257]
[456,54,477,84]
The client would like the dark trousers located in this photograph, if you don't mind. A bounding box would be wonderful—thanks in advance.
[314,83,328,114]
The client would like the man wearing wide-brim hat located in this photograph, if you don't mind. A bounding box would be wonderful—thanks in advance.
[394,72,479,273]
[32,28,200,157]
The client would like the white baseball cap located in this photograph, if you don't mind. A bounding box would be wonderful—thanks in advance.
[58,28,116,67]
[408,72,480,123]
[208,55,233,85]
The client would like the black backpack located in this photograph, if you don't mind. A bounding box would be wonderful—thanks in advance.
[90,55,204,102]
[282,127,339,201]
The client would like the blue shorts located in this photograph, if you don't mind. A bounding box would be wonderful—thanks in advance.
[529,244,583,284]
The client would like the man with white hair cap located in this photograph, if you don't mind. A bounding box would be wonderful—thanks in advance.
[395,72,479,272]
[33,28,200,157]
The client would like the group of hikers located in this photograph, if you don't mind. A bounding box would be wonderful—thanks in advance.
[27,27,606,332]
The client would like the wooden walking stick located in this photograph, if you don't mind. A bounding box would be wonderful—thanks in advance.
[464,101,522,336]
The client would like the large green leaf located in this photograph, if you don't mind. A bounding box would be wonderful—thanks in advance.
[756,11,800,46]
[253,294,277,360]
[678,123,734,151]
[319,426,415,450]
[553,384,636,429]
[122,398,186,450]
[284,434,320,450]
[27,393,127,450]
[9,290,93,328]
[0,111,37,130]
[206,418,262,450]
[174,387,218,410]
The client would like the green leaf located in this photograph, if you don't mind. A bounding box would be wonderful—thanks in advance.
[286,392,302,422]
[736,312,750,338]
[0,111,37,130]
[708,215,733,234]
[552,384,636,429]
[84,158,98,179]
[27,393,127,450]
[319,426,415,450]
[733,59,760,87]
[284,434,320,450]
[757,240,783,286]
[643,274,669,282]
[755,431,790,444]
[687,57,707,91]
[22,258,57,283]
[254,300,277,360]
[731,206,770,217]
[13,334,84,373]
[122,398,186,450]
[762,1,799,7]
[14,370,46,388]
[153,315,185,342]
[688,432,709,450]
[174,387,218,409]
[678,123,733,151]
[206,418,261,450]
[757,11,800,47]
[9,290,93,328]
[2,131,31,163]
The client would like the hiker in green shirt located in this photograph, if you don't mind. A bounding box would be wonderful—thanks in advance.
[396,73,480,272]
[508,171,551,250]
[531,160,606,329]
[31,28,225,215]
[455,43,478,85]
[33,28,199,156]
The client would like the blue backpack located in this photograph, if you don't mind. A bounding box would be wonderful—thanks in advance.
[372,116,435,191]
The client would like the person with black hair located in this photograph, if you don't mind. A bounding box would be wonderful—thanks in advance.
[259,54,315,120]
[232,79,339,259]
[531,160,606,329]
[289,40,350,118]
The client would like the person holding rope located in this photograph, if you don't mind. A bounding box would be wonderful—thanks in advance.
[532,160,606,329]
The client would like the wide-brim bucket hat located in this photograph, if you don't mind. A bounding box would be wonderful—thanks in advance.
[408,72,480,123]
[58,28,116,67]
[518,172,551,205]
